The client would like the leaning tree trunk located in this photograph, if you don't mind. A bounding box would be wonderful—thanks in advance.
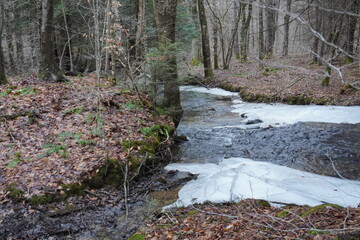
[153,0,183,127]
[198,0,214,78]
[0,2,7,85]
[38,0,66,82]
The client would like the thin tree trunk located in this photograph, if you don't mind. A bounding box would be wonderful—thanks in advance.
[312,0,320,63]
[198,0,214,78]
[61,0,74,72]
[213,22,219,69]
[258,3,265,60]
[0,2,7,85]
[135,0,145,60]
[233,1,240,59]
[282,0,291,56]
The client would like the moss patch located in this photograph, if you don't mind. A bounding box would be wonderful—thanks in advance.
[301,204,343,217]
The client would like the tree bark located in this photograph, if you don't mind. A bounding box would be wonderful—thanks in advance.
[312,0,320,63]
[0,2,7,85]
[153,0,183,127]
[135,0,145,60]
[213,22,219,69]
[198,0,214,78]
[233,1,240,59]
[345,0,358,63]
[265,0,277,58]
[38,0,66,82]
[240,2,252,61]
[258,2,265,60]
[282,0,291,56]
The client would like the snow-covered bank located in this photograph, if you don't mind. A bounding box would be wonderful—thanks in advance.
[165,158,360,208]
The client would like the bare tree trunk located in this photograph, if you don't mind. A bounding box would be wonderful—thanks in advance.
[135,0,145,60]
[198,0,214,78]
[282,0,291,56]
[240,2,252,61]
[0,2,7,85]
[345,0,358,63]
[153,0,183,126]
[38,0,66,82]
[213,22,219,69]
[4,3,15,74]
[258,2,265,60]
[233,1,240,59]
[104,0,111,73]
[61,0,74,72]
[312,0,320,63]
[265,0,277,57]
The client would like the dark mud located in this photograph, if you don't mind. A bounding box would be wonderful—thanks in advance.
[0,162,195,240]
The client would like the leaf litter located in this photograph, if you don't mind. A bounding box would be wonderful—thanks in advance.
[0,74,173,200]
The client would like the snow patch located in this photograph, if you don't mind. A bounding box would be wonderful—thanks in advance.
[165,158,360,208]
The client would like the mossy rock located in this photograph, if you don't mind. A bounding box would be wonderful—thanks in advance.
[300,203,343,217]
[284,95,313,105]
[255,199,271,208]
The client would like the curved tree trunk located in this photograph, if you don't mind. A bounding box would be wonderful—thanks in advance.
[38,0,66,82]
[153,0,183,127]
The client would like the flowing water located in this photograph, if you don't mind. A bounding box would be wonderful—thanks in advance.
[172,87,360,180]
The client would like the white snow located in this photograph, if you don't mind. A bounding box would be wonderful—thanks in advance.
[165,158,360,208]
[180,86,239,96]
[231,102,360,126]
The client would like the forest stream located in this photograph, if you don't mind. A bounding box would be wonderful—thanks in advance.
[1,86,360,240]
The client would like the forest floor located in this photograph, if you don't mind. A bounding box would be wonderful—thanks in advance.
[0,74,173,202]
[138,200,360,240]
[202,56,360,106]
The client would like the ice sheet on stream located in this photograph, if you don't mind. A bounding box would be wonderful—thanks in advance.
[165,158,360,208]
[232,100,360,126]
[180,86,239,97]
[169,86,360,208]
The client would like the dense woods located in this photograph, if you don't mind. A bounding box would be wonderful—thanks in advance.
[0,0,358,89]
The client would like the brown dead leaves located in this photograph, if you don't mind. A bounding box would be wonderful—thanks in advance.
[0,74,172,200]
[141,200,360,240]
